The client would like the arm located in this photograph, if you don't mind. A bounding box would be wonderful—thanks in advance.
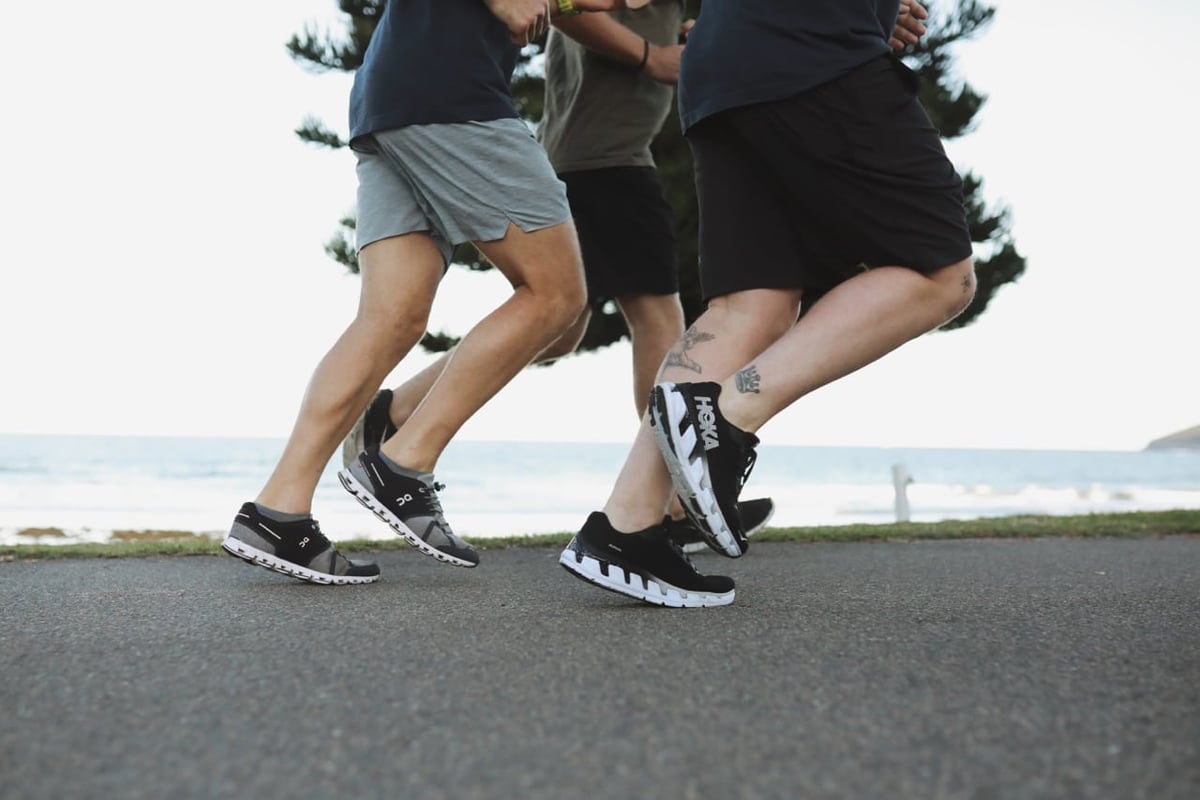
[553,10,692,85]
[484,0,629,47]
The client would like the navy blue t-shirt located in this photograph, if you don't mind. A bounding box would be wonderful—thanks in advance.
[678,0,899,131]
[348,0,520,146]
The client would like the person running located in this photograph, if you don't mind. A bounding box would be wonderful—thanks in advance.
[560,0,974,607]
[222,0,627,585]
[344,0,775,555]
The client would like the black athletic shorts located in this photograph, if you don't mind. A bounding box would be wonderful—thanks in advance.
[687,54,973,304]
[559,165,679,306]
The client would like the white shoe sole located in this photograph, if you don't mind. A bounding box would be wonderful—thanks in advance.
[337,468,477,568]
[681,501,775,554]
[651,383,743,558]
[559,546,734,608]
[221,536,378,585]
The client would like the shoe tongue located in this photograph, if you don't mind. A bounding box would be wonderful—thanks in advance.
[729,424,759,448]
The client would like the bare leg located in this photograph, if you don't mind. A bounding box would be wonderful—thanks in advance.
[718,260,976,432]
[379,221,586,472]
[384,289,673,430]
[601,258,974,531]
[256,233,444,514]
[384,305,591,428]
[600,287,799,532]
[614,292,686,417]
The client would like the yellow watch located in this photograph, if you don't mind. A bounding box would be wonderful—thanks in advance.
[557,0,582,16]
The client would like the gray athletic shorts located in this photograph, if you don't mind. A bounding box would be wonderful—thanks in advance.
[354,118,572,266]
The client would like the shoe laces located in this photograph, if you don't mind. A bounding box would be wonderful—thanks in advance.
[419,480,447,517]
[305,518,332,549]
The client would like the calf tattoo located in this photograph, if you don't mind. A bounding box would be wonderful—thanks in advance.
[663,328,715,374]
[735,365,761,394]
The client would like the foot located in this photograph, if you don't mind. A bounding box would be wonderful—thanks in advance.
[338,446,479,567]
[222,502,380,585]
[342,389,398,470]
[649,381,760,558]
[559,511,735,607]
[667,497,775,554]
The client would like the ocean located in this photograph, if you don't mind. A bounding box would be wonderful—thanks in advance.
[2,434,1198,546]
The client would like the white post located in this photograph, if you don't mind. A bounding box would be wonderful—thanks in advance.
[892,463,913,522]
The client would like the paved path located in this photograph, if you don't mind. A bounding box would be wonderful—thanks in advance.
[2,537,1198,800]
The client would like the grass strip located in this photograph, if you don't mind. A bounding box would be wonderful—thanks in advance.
[2,509,1197,562]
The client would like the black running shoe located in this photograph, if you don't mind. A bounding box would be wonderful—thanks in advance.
[342,389,399,469]
[222,502,380,585]
[559,511,735,607]
[338,446,479,567]
[668,497,776,554]
[650,381,760,558]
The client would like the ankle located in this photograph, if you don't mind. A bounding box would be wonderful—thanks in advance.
[600,506,661,535]
[717,389,758,436]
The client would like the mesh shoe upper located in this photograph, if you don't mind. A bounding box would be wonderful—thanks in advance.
[223,502,380,584]
[339,446,479,567]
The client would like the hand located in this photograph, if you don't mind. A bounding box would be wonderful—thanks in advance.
[485,0,552,46]
[889,0,928,51]
[642,19,693,84]
[573,0,638,9]
[643,42,683,84]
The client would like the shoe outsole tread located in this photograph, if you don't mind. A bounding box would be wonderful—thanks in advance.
[337,468,477,568]
[680,499,775,554]
[558,546,734,608]
[221,537,379,585]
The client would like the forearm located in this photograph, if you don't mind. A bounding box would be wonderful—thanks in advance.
[553,11,647,68]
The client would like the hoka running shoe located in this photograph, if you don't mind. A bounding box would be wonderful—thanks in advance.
[559,511,735,607]
[650,381,760,558]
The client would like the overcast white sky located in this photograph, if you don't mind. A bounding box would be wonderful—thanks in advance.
[1,0,1196,451]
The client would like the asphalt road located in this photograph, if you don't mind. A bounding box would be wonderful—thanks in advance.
[2,536,1198,800]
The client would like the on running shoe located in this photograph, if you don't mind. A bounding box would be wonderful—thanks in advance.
[342,389,398,469]
[338,446,479,567]
[222,502,380,585]
[559,511,735,607]
[650,381,760,558]
[667,496,775,554]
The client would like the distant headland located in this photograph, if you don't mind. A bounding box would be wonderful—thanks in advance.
[1145,425,1200,451]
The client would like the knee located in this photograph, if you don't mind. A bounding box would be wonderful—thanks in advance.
[557,277,588,324]
[537,273,588,332]
[623,295,686,343]
[360,305,430,361]
[537,308,590,363]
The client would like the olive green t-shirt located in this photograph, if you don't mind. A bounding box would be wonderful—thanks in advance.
[539,0,683,173]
